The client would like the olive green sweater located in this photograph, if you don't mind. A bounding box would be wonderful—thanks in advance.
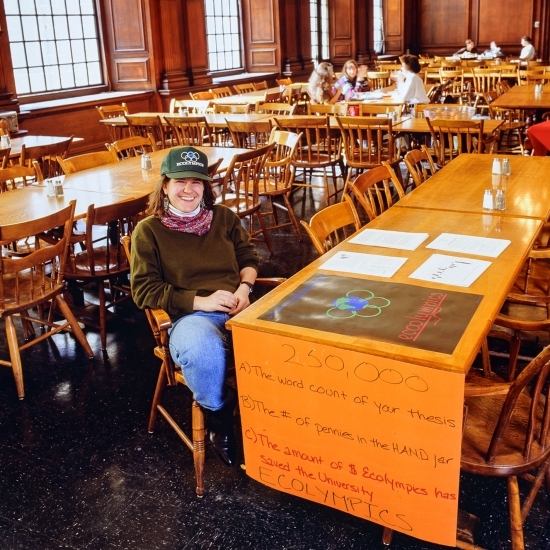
[131,205,259,320]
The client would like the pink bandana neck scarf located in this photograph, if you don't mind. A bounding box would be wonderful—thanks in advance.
[160,205,213,235]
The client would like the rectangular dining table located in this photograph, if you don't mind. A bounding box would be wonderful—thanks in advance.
[7,135,83,160]
[396,153,550,220]
[393,116,504,135]
[491,84,550,110]
[227,205,542,546]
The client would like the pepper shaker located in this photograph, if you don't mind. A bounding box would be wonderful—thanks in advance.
[501,158,511,176]
[494,189,506,211]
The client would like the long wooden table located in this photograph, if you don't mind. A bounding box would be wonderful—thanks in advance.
[393,116,504,134]
[1,146,248,226]
[227,203,542,545]
[8,135,83,159]
[396,153,550,220]
[491,84,550,109]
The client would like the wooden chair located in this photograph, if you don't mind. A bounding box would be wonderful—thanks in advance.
[63,195,149,350]
[226,119,272,149]
[253,80,268,90]
[169,99,212,115]
[488,104,526,155]
[121,234,284,497]
[273,115,344,205]
[57,150,118,175]
[439,68,469,104]
[20,136,74,179]
[233,83,256,94]
[426,118,485,166]
[356,104,402,116]
[165,115,215,147]
[461,343,550,550]
[106,135,157,160]
[347,162,405,222]
[307,103,347,116]
[190,91,216,101]
[257,128,303,239]
[125,115,166,149]
[264,90,284,103]
[0,162,43,192]
[336,115,398,195]
[255,101,296,115]
[471,68,501,112]
[0,200,93,398]
[0,147,10,169]
[96,103,129,141]
[212,103,252,114]
[366,71,391,90]
[216,144,276,254]
[403,145,438,190]
[276,78,292,86]
[518,69,547,86]
[300,194,361,256]
[210,86,234,98]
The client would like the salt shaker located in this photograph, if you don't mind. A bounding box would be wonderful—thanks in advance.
[54,178,64,197]
[141,154,152,170]
[46,179,55,196]
[494,189,506,211]
[501,158,511,176]
[0,134,10,149]
[482,189,494,211]
[491,158,501,174]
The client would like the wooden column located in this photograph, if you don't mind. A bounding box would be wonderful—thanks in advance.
[0,0,19,112]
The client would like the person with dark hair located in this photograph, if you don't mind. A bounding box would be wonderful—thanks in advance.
[519,36,536,61]
[454,39,479,57]
[332,59,370,101]
[393,54,429,104]
[307,61,344,104]
[483,41,504,58]
[130,146,259,468]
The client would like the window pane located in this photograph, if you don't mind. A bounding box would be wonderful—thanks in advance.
[13,68,31,94]
[205,0,242,72]
[8,1,104,95]
[38,15,55,40]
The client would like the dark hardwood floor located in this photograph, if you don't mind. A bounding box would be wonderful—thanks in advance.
[1,180,549,549]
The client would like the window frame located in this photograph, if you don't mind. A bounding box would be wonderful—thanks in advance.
[6,0,110,105]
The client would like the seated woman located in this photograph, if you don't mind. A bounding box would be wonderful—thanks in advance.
[131,146,259,468]
[307,61,343,104]
[455,39,479,57]
[393,54,430,105]
[333,59,370,100]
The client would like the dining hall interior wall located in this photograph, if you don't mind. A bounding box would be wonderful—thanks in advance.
[0,0,549,153]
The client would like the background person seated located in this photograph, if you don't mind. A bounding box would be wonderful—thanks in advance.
[482,41,504,58]
[455,39,479,57]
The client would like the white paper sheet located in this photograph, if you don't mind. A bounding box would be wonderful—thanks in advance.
[320,251,407,277]
[349,229,430,251]
[426,233,511,258]
[409,254,491,287]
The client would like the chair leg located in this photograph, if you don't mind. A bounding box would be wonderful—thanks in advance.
[507,476,525,550]
[191,400,206,497]
[6,317,25,399]
[254,212,274,254]
[508,334,521,381]
[54,295,94,358]
[481,338,493,377]
[282,193,302,239]
[148,364,168,433]
[98,281,107,350]
[382,527,393,545]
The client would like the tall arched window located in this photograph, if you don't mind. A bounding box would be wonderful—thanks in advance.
[373,0,385,54]
[5,0,103,96]
[310,0,329,66]
[205,0,243,72]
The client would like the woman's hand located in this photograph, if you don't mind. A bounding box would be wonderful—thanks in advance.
[357,65,368,80]
[228,285,251,316]
[194,290,239,313]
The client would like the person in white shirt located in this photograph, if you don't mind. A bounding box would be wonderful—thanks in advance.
[519,36,536,61]
[393,54,430,104]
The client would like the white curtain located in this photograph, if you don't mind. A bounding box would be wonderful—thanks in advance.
[373,0,385,54]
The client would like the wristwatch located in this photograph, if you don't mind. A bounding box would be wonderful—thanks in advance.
[240,281,254,294]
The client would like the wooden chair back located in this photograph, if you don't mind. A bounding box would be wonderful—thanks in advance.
[233,83,256,94]
[0,162,43,192]
[307,103,347,116]
[0,200,93,398]
[64,194,149,349]
[20,136,74,179]
[190,91,215,101]
[366,71,391,90]
[210,86,233,98]
[253,80,269,90]
[426,118,484,166]
[348,162,404,221]
[300,194,361,256]
[264,90,284,103]
[276,78,292,86]
[165,115,215,146]
[169,99,212,114]
[518,69,547,86]
[461,344,550,549]
[212,103,252,114]
[107,135,157,160]
[226,119,272,149]
[57,150,118,174]
[255,101,296,115]
[0,147,11,169]
[403,146,438,190]
[125,115,166,149]
[96,103,129,141]
[356,104,402,116]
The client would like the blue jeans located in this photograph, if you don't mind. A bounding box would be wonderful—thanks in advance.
[168,311,232,411]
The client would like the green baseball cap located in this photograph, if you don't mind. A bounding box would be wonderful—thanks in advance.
[160,146,212,181]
